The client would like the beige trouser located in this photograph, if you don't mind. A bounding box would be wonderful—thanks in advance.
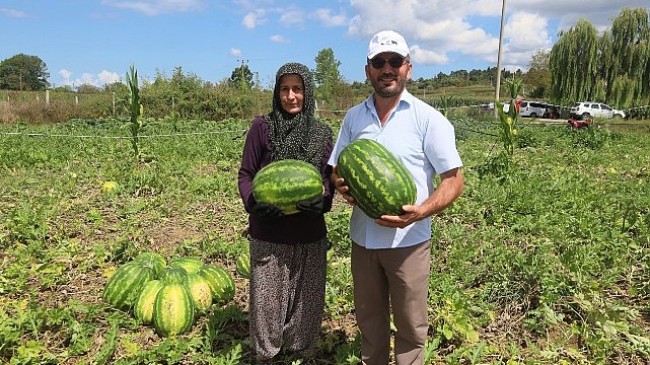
[352,241,431,365]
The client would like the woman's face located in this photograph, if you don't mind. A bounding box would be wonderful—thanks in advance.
[279,74,304,115]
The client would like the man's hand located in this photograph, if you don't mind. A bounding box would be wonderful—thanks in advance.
[376,167,464,229]
[376,205,426,228]
[332,166,355,205]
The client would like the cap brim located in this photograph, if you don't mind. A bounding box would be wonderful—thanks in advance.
[368,46,409,60]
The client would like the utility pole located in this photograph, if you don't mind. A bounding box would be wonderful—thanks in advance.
[494,0,507,118]
[237,59,249,89]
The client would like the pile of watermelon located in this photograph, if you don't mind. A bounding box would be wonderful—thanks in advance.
[102,252,235,337]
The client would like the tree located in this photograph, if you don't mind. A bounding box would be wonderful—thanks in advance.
[524,50,551,98]
[549,19,599,104]
[606,7,650,107]
[313,48,343,108]
[230,62,254,90]
[0,54,50,90]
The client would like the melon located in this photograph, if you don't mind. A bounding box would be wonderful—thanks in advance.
[252,159,323,215]
[336,139,416,219]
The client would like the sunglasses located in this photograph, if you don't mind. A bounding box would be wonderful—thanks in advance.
[369,56,407,69]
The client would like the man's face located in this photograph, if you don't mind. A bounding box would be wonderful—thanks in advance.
[365,52,412,98]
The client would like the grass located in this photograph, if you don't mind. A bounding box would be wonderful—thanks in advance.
[1,116,649,364]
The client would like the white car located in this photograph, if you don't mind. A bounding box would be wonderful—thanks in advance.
[570,102,625,119]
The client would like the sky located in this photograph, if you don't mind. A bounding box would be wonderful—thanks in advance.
[1,0,648,90]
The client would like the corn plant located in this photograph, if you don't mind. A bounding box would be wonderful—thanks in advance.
[126,65,143,160]
[496,77,523,158]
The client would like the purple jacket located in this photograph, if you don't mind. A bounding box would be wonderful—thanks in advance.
[238,116,334,244]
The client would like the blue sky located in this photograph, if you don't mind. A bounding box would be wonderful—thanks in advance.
[1,1,647,89]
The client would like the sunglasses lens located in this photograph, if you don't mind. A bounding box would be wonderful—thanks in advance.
[389,57,404,68]
[370,57,405,69]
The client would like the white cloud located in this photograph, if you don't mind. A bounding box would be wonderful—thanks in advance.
[0,7,27,18]
[59,69,73,81]
[103,0,206,16]
[409,45,448,65]
[230,48,243,57]
[58,69,120,88]
[279,9,305,27]
[311,8,347,27]
[98,70,121,84]
[242,10,266,29]
[270,35,287,43]
[347,0,647,72]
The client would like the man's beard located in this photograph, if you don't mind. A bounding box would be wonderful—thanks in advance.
[372,78,405,98]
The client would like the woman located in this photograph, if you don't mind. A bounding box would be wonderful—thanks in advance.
[237,62,334,364]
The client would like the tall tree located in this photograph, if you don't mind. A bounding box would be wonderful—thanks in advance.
[606,7,650,107]
[0,54,50,90]
[313,48,342,108]
[524,50,552,98]
[230,62,254,90]
[549,19,599,104]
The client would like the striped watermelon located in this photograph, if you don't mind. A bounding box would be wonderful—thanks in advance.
[252,159,323,215]
[337,139,416,219]
[198,265,235,305]
[236,251,250,279]
[134,252,166,276]
[153,282,196,337]
[158,266,188,284]
[103,260,157,310]
[133,279,164,325]
[183,273,213,314]
[169,257,204,274]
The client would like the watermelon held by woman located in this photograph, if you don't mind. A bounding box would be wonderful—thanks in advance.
[336,139,417,219]
[252,159,323,215]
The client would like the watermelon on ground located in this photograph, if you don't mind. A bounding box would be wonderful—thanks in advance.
[198,264,235,304]
[133,279,164,325]
[103,260,158,311]
[169,257,205,274]
[153,282,196,337]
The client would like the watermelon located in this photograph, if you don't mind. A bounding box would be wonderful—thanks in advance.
[133,279,164,325]
[158,266,188,284]
[103,261,157,310]
[236,251,250,279]
[133,252,166,276]
[252,159,323,215]
[153,282,196,337]
[198,265,235,305]
[336,139,416,219]
[169,257,204,274]
[183,273,213,314]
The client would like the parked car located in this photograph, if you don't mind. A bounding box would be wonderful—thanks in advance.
[518,100,547,118]
[541,103,561,119]
[570,102,625,119]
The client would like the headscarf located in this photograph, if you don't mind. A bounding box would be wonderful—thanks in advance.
[266,62,331,169]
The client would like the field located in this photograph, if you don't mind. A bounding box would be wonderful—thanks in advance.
[1,117,649,364]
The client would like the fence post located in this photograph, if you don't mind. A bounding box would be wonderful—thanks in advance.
[112,92,116,116]
[45,90,50,108]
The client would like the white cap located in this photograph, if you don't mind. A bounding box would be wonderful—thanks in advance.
[367,30,410,59]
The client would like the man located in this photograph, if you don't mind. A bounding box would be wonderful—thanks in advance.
[328,30,464,365]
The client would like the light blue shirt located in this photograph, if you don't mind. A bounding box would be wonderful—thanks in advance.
[328,89,462,249]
